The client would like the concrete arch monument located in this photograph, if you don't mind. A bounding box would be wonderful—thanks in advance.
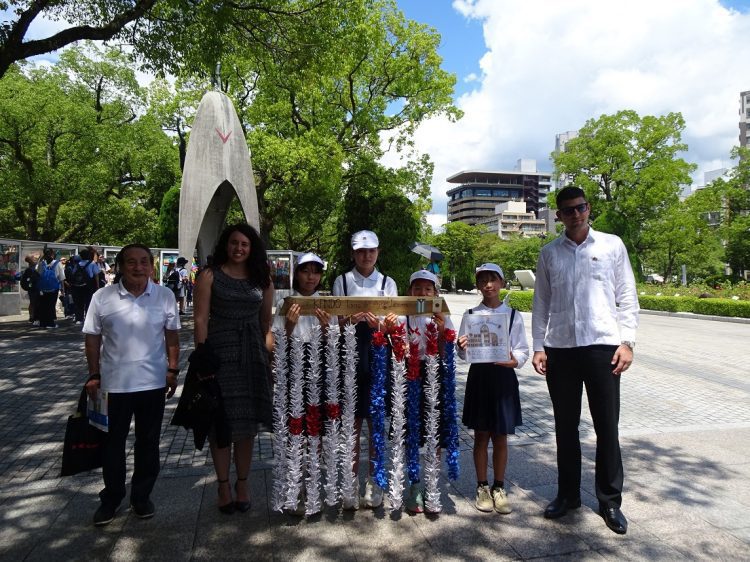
[178,91,259,263]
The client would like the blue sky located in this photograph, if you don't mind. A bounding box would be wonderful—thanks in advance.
[388,0,750,226]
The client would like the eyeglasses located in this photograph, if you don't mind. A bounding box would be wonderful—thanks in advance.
[558,202,589,216]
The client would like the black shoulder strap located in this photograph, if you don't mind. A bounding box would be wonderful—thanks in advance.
[468,307,473,314]
[509,307,516,329]
[342,272,348,296]
[380,274,388,291]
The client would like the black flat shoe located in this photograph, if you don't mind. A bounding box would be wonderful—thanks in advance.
[234,477,251,513]
[599,506,628,534]
[544,496,582,519]
[218,479,235,514]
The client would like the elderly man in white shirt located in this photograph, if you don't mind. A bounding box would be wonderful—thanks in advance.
[532,186,639,535]
[83,243,181,527]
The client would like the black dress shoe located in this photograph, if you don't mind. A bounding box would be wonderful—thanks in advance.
[599,506,628,534]
[544,496,582,519]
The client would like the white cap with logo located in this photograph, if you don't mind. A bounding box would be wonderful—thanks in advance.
[297,252,324,268]
[409,270,438,286]
[351,230,379,250]
[475,263,505,279]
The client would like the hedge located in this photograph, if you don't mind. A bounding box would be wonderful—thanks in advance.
[490,291,750,318]
[498,290,533,312]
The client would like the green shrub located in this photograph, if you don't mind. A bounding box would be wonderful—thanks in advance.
[691,298,750,318]
[637,295,696,312]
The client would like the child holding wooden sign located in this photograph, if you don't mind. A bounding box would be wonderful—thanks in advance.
[332,230,398,510]
[457,263,529,515]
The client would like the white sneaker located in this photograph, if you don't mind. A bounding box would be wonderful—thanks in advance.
[491,487,512,514]
[362,477,384,508]
[475,484,494,512]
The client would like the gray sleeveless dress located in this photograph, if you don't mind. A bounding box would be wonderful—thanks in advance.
[208,268,272,440]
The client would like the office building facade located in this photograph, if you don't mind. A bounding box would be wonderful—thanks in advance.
[446,160,551,226]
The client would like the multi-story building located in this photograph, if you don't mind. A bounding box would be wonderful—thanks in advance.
[446,159,551,226]
[740,90,750,148]
[477,201,547,239]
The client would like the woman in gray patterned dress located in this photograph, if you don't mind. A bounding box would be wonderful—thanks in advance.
[193,223,274,514]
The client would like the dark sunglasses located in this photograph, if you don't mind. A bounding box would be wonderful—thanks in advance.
[559,202,589,216]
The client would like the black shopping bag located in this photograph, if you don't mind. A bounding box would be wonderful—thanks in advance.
[60,387,107,476]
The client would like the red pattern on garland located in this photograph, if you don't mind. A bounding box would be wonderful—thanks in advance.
[372,330,388,347]
[306,405,322,436]
[390,324,407,362]
[425,322,439,356]
[325,402,341,420]
[289,416,304,435]
[407,330,422,381]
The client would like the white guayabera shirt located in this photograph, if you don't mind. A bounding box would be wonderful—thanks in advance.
[531,228,639,351]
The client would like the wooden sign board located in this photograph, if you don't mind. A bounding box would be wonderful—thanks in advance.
[279,296,450,316]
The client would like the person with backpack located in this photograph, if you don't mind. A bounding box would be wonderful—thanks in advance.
[20,255,40,324]
[35,248,66,328]
[175,257,190,315]
[68,252,93,324]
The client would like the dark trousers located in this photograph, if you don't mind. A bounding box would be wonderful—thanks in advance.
[100,388,165,507]
[545,345,623,509]
[37,290,58,327]
[27,291,39,322]
[71,285,88,322]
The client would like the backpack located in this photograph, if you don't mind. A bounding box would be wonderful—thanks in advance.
[69,261,88,287]
[20,267,40,292]
[38,260,60,292]
[166,269,181,293]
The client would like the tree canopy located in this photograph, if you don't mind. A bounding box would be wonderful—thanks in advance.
[553,109,696,276]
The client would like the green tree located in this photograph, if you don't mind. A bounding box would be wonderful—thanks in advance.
[719,147,750,280]
[474,234,548,284]
[553,110,696,276]
[0,1,332,79]
[432,222,484,291]
[641,186,725,282]
[0,44,178,244]
[329,156,423,292]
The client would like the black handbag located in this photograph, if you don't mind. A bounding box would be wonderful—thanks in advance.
[60,387,107,477]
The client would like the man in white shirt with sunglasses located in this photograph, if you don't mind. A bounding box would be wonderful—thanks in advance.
[532,186,639,535]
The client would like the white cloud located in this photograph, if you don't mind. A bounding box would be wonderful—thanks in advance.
[414,0,750,221]
[463,72,479,83]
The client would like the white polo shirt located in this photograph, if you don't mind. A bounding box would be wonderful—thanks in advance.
[83,279,181,393]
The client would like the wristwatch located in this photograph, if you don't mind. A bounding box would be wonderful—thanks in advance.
[620,341,635,350]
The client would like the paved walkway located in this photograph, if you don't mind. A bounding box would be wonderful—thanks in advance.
[0,295,749,560]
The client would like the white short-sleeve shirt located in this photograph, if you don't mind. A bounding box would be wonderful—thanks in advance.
[273,290,338,342]
[83,279,181,393]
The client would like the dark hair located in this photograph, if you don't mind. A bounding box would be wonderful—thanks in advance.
[555,186,587,207]
[79,248,91,261]
[115,244,153,269]
[212,223,271,289]
[292,261,324,292]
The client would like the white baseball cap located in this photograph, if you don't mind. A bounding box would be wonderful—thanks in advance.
[297,252,324,268]
[409,270,438,286]
[475,263,504,279]
[351,230,379,250]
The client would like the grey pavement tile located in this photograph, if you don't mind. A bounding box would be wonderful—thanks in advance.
[662,528,750,560]
[595,542,687,560]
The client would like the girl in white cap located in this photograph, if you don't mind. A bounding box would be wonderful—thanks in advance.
[457,263,529,515]
[275,252,334,339]
[387,269,454,514]
[332,230,398,509]
[273,252,335,516]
